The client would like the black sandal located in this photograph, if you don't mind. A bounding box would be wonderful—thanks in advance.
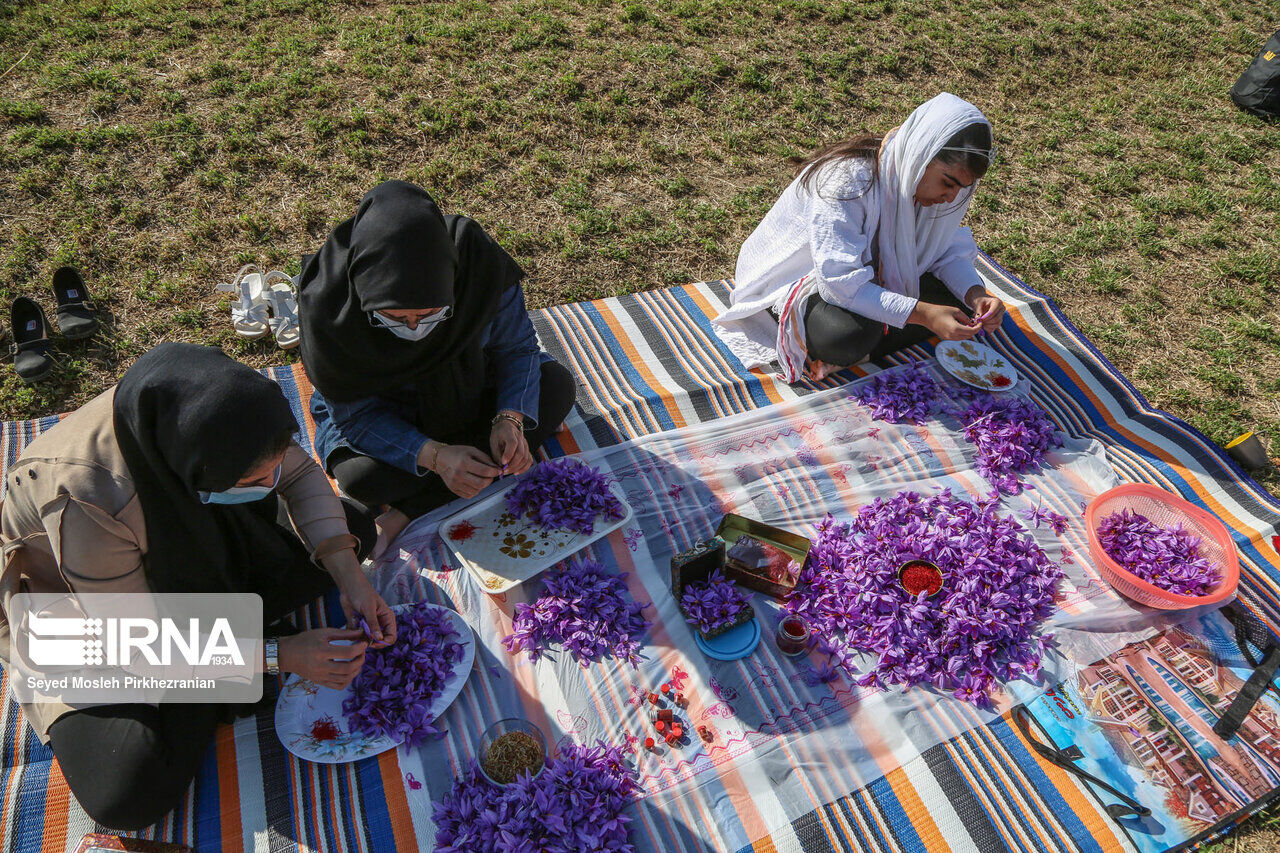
[11,297,55,382]
[51,266,99,340]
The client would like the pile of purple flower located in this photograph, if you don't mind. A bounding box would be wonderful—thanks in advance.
[1022,504,1071,535]
[680,570,752,634]
[1096,508,1221,596]
[853,363,940,423]
[432,741,639,853]
[504,458,625,535]
[786,489,1063,707]
[502,560,651,667]
[343,603,465,748]
[959,394,1062,495]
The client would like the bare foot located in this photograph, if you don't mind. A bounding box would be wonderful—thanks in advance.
[371,508,412,561]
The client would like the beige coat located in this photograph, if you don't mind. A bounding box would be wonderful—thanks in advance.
[0,386,353,741]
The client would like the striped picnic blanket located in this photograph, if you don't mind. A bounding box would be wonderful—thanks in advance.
[1,251,1278,852]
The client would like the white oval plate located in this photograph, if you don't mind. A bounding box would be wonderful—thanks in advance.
[935,340,1021,392]
[274,603,475,764]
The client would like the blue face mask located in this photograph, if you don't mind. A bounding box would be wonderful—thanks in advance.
[199,464,281,505]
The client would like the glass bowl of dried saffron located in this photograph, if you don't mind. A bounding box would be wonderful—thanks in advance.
[479,718,547,786]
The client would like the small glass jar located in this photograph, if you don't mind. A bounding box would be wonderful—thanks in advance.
[776,615,810,656]
[478,718,546,787]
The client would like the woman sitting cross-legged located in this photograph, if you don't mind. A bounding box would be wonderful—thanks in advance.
[713,92,1004,382]
[0,343,396,830]
[299,180,577,545]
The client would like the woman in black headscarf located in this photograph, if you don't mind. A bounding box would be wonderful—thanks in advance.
[300,181,577,543]
[0,343,394,829]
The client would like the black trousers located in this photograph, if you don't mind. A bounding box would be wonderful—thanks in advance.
[803,272,970,368]
[47,498,375,831]
[329,359,578,519]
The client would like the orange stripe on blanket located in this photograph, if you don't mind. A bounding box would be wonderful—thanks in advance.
[669,286,787,409]
[41,758,69,853]
[555,306,666,436]
[883,766,952,853]
[593,302,689,430]
[1004,711,1127,851]
[377,750,418,851]
[1007,302,1246,531]
[749,835,779,853]
[215,726,244,853]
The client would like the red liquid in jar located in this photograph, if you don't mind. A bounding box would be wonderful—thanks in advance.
[777,617,809,656]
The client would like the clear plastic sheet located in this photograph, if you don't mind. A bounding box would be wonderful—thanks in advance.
[373,363,1182,851]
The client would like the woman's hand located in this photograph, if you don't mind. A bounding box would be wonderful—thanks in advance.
[278,628,368,690]
[965,288,1006,333]
[337,571,397,648]
[434,444,501,499]
[909,301,980,342]
[490,415,533,477]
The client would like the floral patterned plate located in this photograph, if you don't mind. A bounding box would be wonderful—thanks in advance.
[935,340,1021,392]
[438,478,634,594]
[273,604,475,764]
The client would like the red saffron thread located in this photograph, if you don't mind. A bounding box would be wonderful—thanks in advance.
[992,375,1013,388]
[900,561,944,597]
[448,521,478,542]
[310,716,341,741]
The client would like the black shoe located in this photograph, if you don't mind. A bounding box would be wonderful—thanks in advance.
[50,266,99,340]
[11,297,55,382]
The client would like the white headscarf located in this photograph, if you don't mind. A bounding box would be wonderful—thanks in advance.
[877,92,990,299]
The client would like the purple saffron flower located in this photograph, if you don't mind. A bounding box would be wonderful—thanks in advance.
[503,560,651,667]
[959,395,1062,495]
[1022,504,1070,535]
[1096,508,1221,596]
[505,458,625,535]
[431,741,640,852]
[342,603,464,748]
[679,570,752,633]
[853,363,939,424]
[784,489,1064,706]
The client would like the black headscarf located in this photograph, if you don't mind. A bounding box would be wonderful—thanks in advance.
[113,343,306,595]
[298,181,523,417]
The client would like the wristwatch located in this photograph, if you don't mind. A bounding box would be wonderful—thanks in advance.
[264,637,280,675]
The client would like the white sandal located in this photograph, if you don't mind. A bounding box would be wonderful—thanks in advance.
[263,270,301,350]
[216,264,270,339]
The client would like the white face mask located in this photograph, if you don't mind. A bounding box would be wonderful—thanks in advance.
[370,309,450,342]
[198,463,282,505]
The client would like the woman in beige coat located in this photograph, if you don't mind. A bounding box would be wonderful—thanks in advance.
[0,343,395,830]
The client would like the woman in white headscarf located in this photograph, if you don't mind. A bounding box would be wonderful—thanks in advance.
[713,93,1002,382]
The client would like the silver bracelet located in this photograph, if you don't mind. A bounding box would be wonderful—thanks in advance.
[264,637,280,675]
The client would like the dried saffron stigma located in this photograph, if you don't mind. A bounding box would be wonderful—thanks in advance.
[991,375,1012,388]
[898,560,943,597]
[446,520,477,541]
[309,715,341,742]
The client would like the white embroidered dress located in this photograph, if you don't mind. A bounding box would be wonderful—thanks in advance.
[713,92,989,382]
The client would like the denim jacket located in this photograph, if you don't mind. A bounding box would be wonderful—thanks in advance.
[310,284,550,474]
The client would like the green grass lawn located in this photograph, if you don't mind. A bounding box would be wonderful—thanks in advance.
[1,0,1279,846]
